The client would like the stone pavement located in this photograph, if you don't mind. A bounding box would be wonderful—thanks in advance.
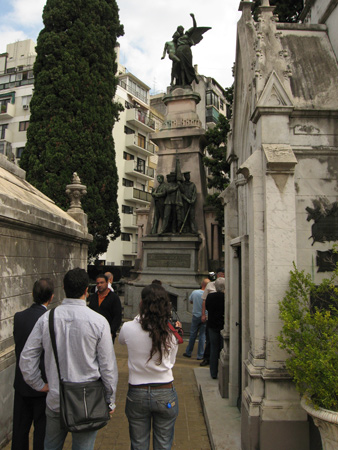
[4,334,241,450]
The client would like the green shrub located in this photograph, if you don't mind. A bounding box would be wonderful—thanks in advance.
[278,262,338,411]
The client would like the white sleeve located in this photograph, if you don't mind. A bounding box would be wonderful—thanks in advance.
[97,321,118,404]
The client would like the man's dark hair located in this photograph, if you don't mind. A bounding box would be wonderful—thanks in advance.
[96,273,108,282]
[151,279,162,285]
[63,268,89,298]
[33,278,54,305]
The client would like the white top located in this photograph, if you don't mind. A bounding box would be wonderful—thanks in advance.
[119,316,178,385]
[202,280,216,300]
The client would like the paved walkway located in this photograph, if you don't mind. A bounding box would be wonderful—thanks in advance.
[4,337,213,449]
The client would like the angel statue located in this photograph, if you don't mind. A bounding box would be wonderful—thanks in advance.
[161,13,211,87]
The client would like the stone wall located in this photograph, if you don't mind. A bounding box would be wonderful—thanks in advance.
[0,155,91,448]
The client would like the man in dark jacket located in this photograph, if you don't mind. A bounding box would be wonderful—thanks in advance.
[88,274,122,342]
[12,278,54,450]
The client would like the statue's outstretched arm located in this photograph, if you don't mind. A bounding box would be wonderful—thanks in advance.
[161,42,168,60]
[190,13,197,28]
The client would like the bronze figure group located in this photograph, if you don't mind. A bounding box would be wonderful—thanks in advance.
[151,160,198,235]
[161,14,211,87]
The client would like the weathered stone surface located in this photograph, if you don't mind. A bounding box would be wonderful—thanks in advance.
[0,155,92,447]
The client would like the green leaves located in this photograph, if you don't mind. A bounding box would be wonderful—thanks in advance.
[203,114,231,224]
[278,262,338,411]
[252,0,304,23]
[20,0,124,257]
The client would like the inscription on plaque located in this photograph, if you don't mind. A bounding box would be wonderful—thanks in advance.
[147,253,191,268]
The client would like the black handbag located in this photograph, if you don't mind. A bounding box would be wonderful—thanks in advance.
[48,307,110,432]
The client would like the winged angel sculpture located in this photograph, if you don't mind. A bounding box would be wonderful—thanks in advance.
[162,13,211,87]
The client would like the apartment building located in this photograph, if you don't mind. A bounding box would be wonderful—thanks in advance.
[0,39,36,161]
[0,39,160,267]
[101,46,162,266]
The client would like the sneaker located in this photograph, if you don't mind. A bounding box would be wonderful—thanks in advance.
[183,353,191,358]
[199,359,209,367]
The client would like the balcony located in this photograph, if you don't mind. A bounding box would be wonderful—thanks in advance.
[0,103,15,120]
[122,213,137,229]
[0,140,13,158]
[126,108,155,133]
[124,160,155,181]
[125,134,155,157]
[124,187,152,204]
[206,106,220,124]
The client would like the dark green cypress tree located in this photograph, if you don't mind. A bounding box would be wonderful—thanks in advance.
[20,0,124,258]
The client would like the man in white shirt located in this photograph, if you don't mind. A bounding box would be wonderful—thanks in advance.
[20,268,118,450]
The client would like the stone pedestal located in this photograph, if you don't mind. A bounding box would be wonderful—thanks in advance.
[124,86,210,324]
[124,235,203,326]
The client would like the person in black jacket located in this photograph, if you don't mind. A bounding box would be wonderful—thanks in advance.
[12,278,54,450]
[205,277,225,380]
[88,273,122,342]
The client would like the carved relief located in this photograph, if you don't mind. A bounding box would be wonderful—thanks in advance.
[306,198,338,245]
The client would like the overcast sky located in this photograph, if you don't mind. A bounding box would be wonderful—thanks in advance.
[0,0,242,93]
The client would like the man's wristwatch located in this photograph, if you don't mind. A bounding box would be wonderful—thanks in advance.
[108,402,116,411]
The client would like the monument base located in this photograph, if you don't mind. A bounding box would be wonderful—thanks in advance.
[123,234,207,326]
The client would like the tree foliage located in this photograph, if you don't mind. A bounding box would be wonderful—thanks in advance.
[252,0,304,23]
[203,114,230,224]
[278,261,338,411]
[20,0,124,257]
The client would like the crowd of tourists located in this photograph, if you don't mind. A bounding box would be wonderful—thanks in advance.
[12,267,224,449]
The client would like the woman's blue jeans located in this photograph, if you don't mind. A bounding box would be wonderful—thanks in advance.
[125,385,179,450]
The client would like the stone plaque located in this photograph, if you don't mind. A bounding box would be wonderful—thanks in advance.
[147,253,191,268]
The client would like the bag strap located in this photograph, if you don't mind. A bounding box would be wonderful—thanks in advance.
[168,322,184,344]
[48,308,62,380]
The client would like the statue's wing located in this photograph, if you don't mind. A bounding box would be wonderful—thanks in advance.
[189,27,211,45]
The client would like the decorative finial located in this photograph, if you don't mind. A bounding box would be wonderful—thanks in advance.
[65,172,87,212]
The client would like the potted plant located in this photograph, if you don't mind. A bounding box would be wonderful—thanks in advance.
[278,259,338,449]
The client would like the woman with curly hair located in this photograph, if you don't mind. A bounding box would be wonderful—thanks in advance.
[119,283,182,450]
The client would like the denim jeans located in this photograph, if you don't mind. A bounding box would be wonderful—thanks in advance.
[185,315,206,359]
[208,327,223,378]
[125,386,178,450]
[44,407,98,450]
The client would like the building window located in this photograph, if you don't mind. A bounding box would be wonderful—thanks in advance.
[121,233,132,241]
[0,97,11,112]
[136,158,145,174]
[137,134,146,149]
[16,147,25,159]
[19,121,30,131]
[220,99,224,110]
[22,95,32,109]
[123,152,134,161]
[0,123,8,139]
[122,178,134,188]
[124,125,134,135]
[122,205,134,214]
[206,91,219,109]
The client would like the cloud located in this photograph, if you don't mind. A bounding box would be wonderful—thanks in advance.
[7,0,45,27]
[0,0,240,90]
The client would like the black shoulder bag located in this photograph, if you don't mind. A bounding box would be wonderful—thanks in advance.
[48,307,110,432]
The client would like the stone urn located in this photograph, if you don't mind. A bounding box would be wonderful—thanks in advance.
[301,397,338,450]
